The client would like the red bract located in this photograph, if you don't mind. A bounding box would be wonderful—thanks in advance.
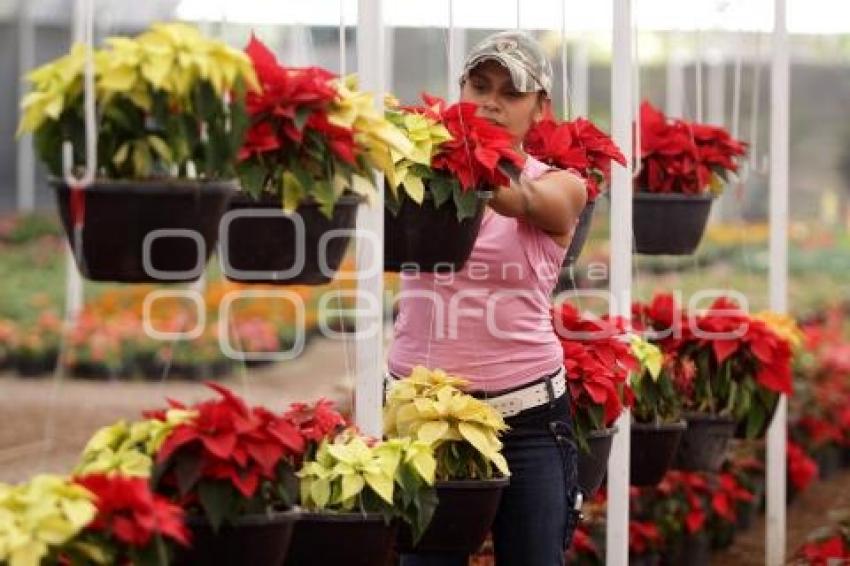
[636,101,746,195]
[405,93,524,191]
[787,440,819,491]
[554,303,636,427]
[798,416,843,447]
[797,536,850,565]
[282,398,348,445]
[656,471,710,534]
[75,474,189,548]
[156,382,305,498]
[710,472,754,523]
[632,293,690,352]
[628,520,662,555]
[524,116,626,202]
[571,525,599,557]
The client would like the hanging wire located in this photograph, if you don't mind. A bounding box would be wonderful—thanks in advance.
[339,0,347,76]
[631,1,643,179]
[561,0,570,120]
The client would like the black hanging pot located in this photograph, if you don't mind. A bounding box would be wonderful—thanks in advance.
[285,512,397,566]
[396,477,509,555]
[673,413,736,472]
[384,186,486,273]
[577,426,618,496]
[552,200,597,295]
[173,511,298,566]
[52,178,237,283]
[221,192,362,285]
[662,532,711,566]
[632,192,714,255]
[630,420,686,486]
[629,552,661,566]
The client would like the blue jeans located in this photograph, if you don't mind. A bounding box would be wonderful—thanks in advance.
[399,394,580,566]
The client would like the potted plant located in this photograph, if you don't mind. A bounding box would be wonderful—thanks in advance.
[286,430,437,566]
[18,23,257,282]
[0,472,189,566]
[627,333,687,487]
[65,311,128,380]
[383,366,511,555]
[13,311,62,377]
[787,439,819,504]
[553,303,635,496]
[0,319,16,371]
[381,94,524,272]
[792,509,850,564]
[524,114,625,270]
[628,519,663,566]
[230,36,409,284]
[633,101,747,255]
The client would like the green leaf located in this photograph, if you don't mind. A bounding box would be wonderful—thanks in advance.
[175,451,204,496]
[453,187,479,222]
[282,171,306,212]
[198,481,237,532]
[313,179,337,219]
[237,162,267,199]
[294,106,312,132]
[429,175,455,209]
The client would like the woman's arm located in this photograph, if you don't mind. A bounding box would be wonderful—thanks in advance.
[488,164,588,238]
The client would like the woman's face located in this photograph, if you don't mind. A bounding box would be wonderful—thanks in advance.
[460,59,547,145]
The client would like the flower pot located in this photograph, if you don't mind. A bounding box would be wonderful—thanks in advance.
[813,444,841,480]
[552,200,596,295]
[632,192,714,256]
[630,421,686,486]
[736,479,764,531]
[662,533,710,566]
[396,477,509,554]
[384,188,486,272]
[285,512,397,566]
[577,426,618,496]
[673,413,736,472]
[52,179,236,283]
[630,552,661,566]
[840,445,850,469]
[221,192,361,285]
[70,362,126,380]
[14,352,59,377]
[173,511,297,566]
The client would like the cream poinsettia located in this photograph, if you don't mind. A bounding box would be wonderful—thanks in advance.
[384,366,510,480]
[629,334,663,381]
[75,409,195,477]
[0,475,97,566]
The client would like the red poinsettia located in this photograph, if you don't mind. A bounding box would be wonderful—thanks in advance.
[75,474,189,548]
[796,535,850,565]
[656,471,711,534]
[636,101,746,195]
[282,398,348,445]
[632,293,691,353]
[553,303,636,433]
[628,520,662,555]
[787,440,819,491]
[154,382,305,500]
[405,93,524,191]
[524,116,626,202]
[710,472,754,523]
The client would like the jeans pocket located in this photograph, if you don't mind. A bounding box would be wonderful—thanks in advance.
[549,420,582,550]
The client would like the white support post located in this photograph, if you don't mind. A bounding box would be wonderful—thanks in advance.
[447,0,465,102]
[17,0,35,212]
[666,46,685,118]
[766,0,789,564]
[606,0,633,564]
[707,49,726,127]
[571,39,589,118]
[355,0,385,439]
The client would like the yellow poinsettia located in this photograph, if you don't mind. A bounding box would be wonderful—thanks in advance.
[0,475,97,566]
[75,409,195,477]
[629,334,663,381]
[754,311,804,349]
[384,366,510,480]
[17,43,86,134]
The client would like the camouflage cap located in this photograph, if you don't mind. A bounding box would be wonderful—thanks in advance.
[461,30,553,96]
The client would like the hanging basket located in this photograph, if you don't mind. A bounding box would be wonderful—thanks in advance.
[284,512,397,566]
[577,426,618,496]
[396,477,509,555]
[673,413,736,472]
[221,192,362,285]
[632,192,714,255]
[384,187,486,273]
[552,200,597,295]
[173,511,297,566]
[630,420,687,487]
[52,179,237,283]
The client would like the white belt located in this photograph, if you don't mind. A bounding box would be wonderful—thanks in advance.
[478,367,567,419]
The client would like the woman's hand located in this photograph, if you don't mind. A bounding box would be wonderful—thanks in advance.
[488,161,588,247]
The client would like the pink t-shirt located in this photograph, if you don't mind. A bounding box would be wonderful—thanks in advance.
[387,156,578,392]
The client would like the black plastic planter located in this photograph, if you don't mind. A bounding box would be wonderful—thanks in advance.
[384,190,486,272]
[813,444,842,480]
[221,193,361,285]
[577,426,618,496]
[174,511,297,566]
[630,552,661,566]
[632,192,714,255]
[396,477,509,554]
[662,533,710,566]
[673,413,736,472]
[52,179,236,283]
[285,512,397,566]
[14,352,59,377]
[630,421,686,486]
[552,200,596,295]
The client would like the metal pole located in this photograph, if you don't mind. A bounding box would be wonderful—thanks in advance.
[16,0,35,212]
[766,0,789,563]
[606,0,633,563]
[354,0,385,438]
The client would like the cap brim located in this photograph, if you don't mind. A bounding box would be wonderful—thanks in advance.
[463,53,545,94]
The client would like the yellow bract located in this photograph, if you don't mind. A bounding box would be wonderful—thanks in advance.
[75,409,195,478]
[0,475,97,566]
[384,366,510,479]
[754,311,804,349]
[629,334,663,381]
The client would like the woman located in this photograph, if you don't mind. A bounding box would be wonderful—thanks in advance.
[388,30,587,566]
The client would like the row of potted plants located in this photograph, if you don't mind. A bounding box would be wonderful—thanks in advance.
[1,366,518,565]
[18,22,748,290]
